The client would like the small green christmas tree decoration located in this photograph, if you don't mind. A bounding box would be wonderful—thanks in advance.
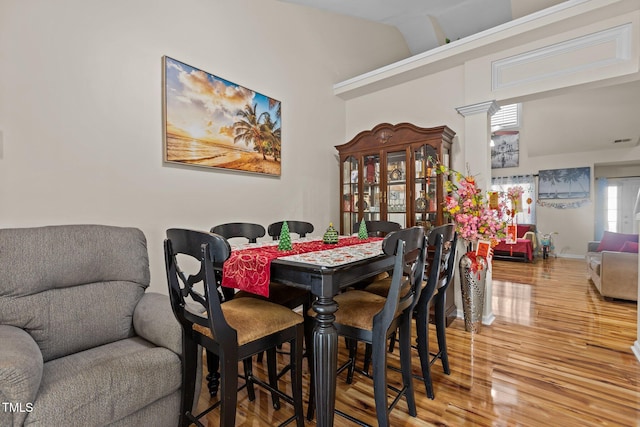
[323,222,339,244]
[277,221,292,251]
[358,218,368,239]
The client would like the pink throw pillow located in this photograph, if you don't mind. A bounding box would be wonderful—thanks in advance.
[596,231,639,252]
[620,241,639,253]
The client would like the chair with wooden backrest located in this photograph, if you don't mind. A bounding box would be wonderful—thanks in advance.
[203,222,266,398]
[308,226,427,426]
[228,221,314,325]
[210,222,266,300]
[410,224,451,399]
[351,220,402,291]
[352,220,401,237]
[164,229,305,427]
[211,222,265,243]
[430,227,458,379]
[362,224,449,399]
[268,220,314,240]
[214,221,313,405]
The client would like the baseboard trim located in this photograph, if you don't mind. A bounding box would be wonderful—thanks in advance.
[482,313,496,326]
[632,341,640,363]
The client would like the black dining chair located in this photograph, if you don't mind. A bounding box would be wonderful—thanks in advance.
[267,220,315,240]
[347,221,402,292]
[209,221,267,303]
[308,226,427,426]
[215,221,313,403]
[409,224,450,398]
[352,220,401,237]
[212,222,311,324]
[211,222,266,243]
[430,227,458,379]
[362,224,449,399]
[164,228,305,427]
[202,222,267,398]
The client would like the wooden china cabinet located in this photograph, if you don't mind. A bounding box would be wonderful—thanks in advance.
[336,122,457,325]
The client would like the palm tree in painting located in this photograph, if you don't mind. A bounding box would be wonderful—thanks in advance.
[260,112,281,161]
[265,98,281,161]
[269,98,281,122]
[560,167,589,197]
[233,101,282,161]
[233,103,267,160]
[539,169,562,198]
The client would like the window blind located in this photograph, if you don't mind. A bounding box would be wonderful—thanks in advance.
[492,103,520,129]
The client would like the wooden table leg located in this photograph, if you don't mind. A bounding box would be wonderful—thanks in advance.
[312,295,338,427]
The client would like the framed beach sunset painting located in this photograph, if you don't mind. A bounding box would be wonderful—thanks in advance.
[163,56,281,176]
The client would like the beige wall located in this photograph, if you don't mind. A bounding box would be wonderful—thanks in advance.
[3,0,640,297]
[345,66,467,146]
[0,0,409,293]
[342,3,640,258]
[517,87,640,255]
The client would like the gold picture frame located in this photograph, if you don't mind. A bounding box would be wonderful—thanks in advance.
[163,56,281,176]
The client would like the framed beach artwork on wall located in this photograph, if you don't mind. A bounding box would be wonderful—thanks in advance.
[162,56,281,176]
[538,166,590,200]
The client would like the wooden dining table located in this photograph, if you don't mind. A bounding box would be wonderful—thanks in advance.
[221,236,395,427]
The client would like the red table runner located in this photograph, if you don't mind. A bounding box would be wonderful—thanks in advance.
[222,236,381,297]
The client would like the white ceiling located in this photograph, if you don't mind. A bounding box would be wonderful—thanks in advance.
[279,0,567,55]
[278,0,640,160]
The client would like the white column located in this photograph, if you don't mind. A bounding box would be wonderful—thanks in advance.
[632,213,640,362]
[455,100,500,326]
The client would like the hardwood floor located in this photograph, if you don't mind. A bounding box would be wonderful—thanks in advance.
[194,257,640,426]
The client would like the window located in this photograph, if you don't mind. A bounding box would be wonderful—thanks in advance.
[491,175,536,224]
[491,103,521,130]
[606,185,618,232]
[595,177,640,237]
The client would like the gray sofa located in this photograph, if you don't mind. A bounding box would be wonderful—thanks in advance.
[0,225,189,427]
[586,240,638,301]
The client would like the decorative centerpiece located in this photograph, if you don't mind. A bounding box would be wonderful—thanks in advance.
[436,162,506,333]
[504,185,524,224]
[507,185,524,215]
[277,220,293,251]
[358,218,368,239]
[323,222,339,244]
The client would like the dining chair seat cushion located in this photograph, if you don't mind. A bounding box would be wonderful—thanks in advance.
[373,272,390,281]
[234,282,309,307]
[363,277,392,297]
[309,290,394,331]
[363,276,416,299]
[333,290,387,331]
[194,298,303,346]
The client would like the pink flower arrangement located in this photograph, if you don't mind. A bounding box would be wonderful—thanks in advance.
[507,186,524,199]
[506,185,524,215]
[436,163,506,246]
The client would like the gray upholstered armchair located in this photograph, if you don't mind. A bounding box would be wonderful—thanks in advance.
[0,224,192,427]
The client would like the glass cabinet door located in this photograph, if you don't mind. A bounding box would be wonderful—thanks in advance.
[342,156,358,234]
[362,154,381,227]
[386,151,407,228]
[414,145,438,233]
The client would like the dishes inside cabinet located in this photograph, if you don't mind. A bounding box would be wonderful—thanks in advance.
[389,168,403,181]
[355,199,369,210]
[416,192,428,211]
